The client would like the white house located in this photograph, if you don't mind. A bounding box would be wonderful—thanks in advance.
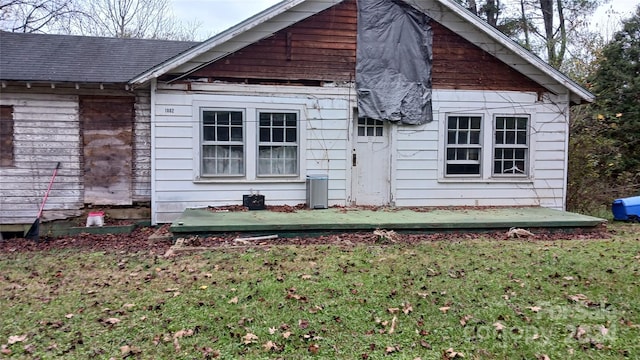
[130,0,594,224]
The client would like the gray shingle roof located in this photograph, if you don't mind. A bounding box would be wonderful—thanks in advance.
[0,31,198,83]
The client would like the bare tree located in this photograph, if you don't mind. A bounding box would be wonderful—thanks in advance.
[518,0,605,69]
[0,0,83,33]
[1,0,201,40]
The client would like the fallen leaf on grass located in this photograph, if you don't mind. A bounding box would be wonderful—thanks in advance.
[387,307,400,314]
[460,315,473,326]
[493,322,505,332]
[23,344,35,354]
[444,347,464,358]
[269,327,277,335]
[600,325,609,336]
[385,345,399,354]
[300,274,312,280]
[242,333,258,345]
[528,306,541,313]
[308,343,320,354]
[263,340,279,351]
[228,296,238,304]
[65,313,74,319]
[173,329,194,339]
[101,318,120,325]
[573,326,587,340]
[537,355,550,360]
[120,345,141,356]
[403,302,413,315]
[282,331,292,339]
[1,345,11,355]
[7,335,27,344]
[439,306,450,314]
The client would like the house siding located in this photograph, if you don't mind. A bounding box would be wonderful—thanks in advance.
[393,89,569,209]
[0,87,152,225]
[152,83,352,223]
[0,91,83,224]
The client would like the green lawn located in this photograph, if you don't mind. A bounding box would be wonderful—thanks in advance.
[1,225,639,359]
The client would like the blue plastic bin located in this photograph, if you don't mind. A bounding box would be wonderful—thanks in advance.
[612,196,640,221]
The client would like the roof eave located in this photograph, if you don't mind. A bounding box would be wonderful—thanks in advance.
[130,0,308,85]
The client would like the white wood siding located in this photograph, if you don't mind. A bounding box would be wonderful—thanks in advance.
[0,92,83,224]
[152,85,570,223]
[152,83,352,223]
[393,89,569,209]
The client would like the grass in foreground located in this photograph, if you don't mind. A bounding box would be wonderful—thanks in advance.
[1,225,639,359]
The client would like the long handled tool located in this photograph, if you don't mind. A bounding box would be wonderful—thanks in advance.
[25,162,61,241]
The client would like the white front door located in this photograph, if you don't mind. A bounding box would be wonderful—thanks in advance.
[351,117,390,205]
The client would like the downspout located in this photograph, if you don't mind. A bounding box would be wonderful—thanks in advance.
[150,78,158,225]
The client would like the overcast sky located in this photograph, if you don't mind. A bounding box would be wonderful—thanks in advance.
[169,0,639,40]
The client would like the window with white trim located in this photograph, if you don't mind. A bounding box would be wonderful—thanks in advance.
[199,106,301,180]
[258,112,298,176]
[445,115,482,176]
[493,116,529,176]
[201,109,244,176]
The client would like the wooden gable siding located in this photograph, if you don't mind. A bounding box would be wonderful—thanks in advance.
[189,0,357,82]
[431,22,545,93]
[187,0,544,94]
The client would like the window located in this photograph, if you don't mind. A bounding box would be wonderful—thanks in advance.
[201,110,244,176]
[258,112,298,176]
[445,115,482,176]
[0,105,14,167]
[357,117,384,137]
[493,116,528,176]
[198,106,301,180]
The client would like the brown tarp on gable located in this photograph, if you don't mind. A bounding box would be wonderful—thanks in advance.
[356,0,433,125]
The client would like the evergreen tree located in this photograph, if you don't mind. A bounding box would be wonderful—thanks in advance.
[590,6,640,178]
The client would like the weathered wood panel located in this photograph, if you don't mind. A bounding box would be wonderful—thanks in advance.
[133,90,152,202]
[189,0,357,82]
[187,0,545,95]
[431,22,546,92]
[0,105,14,166]
[80,96,134,205]
[0,92,83,224]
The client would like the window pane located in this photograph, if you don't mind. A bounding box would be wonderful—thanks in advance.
[217,112,230,126]
[286,116,296,127]
[457,131,468,144]
[231,111,242,124]
[376,127,383,136]
[358,126,365,136]
[447,148,455,160]
[272,113,284,127]
[495,131,504,144]
[506,131,515,144]
[470,130,480,144]
[367,127,373,136]
[448,117,457,129]
[447,164,480,175]
[231,126,242,141]
[496,117,504,129]
[217,126,229,141]
[260,127,270,142]
[506,117,515,129]
[203,127,215,141]
[517,131,526,144]
[286,128,297,142]
[448,131,456,144]
[471,117,481,129]
[459,117,469,129]
[203,111,215,125]
[516,117,527,129]
[273,128,284,142]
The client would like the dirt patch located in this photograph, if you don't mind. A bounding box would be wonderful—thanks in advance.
[0,223,613,255]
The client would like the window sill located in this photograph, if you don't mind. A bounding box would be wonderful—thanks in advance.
[438,177,533,184]
[193,178,306,184]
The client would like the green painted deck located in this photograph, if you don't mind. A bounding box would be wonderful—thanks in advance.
[170,207,604,236]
